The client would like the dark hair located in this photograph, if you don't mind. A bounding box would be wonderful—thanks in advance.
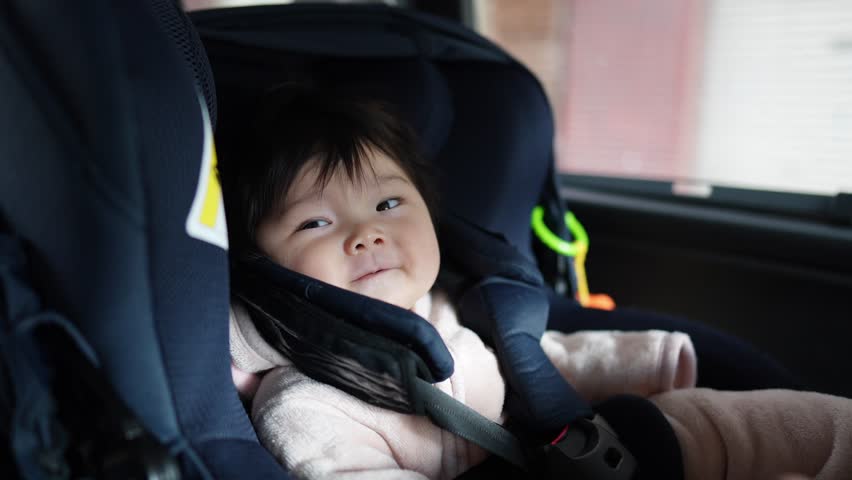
[220,83,438,257]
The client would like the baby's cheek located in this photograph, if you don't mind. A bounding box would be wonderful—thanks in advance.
[414,229,441,288]
[287,254,342,288]
[281,254,311,276]
[272,245,304,272]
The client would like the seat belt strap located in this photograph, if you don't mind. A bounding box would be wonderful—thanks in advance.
[413,378,528,470]
[414,378,639,479]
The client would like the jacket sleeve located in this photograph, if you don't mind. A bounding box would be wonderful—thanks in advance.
[230,300,292,401]
[650,388,852,480]
[251,366,433,480]
[541,329,697,403]
[230,299,289,373]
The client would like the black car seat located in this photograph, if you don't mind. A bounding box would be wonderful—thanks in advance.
[0,1,286,477]
[194,3,799,394]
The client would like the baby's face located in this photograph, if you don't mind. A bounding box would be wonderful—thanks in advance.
[256,151,440,310]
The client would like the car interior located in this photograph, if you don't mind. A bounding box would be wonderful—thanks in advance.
[2,1,850,479]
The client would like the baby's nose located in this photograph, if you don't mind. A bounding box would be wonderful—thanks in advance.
[345,226,385,254]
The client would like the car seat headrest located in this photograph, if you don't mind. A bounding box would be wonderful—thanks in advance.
[213,57,452,163]
[198,4,554,260]
[150,0,218,127]
[327,58,454,162]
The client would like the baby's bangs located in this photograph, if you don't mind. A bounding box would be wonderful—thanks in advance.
[309,135,394,194]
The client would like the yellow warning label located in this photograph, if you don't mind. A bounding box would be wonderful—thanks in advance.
[186,95,228,250]
[200,147,221,227]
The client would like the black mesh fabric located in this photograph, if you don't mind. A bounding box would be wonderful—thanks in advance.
[150,0,218,127]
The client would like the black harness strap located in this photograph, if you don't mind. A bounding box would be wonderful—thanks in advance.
[418,377,638,480]
[414,378,528,469]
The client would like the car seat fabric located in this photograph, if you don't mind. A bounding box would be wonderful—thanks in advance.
[1,0,181,439]
[196,3,801,396]
[434,62,554,263]
[151,0,218,129]
[0,0,285,477]
[0,236,75,479]
[195,4,552,265]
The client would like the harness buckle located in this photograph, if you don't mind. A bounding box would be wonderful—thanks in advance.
[542,415,637,480]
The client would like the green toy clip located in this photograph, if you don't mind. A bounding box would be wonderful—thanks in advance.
[531,206,590,306]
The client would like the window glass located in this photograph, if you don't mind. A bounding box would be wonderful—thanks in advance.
[477,0,852,197]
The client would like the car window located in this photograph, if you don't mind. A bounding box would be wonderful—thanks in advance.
[477,0,852,213]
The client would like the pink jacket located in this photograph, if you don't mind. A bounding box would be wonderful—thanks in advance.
[230,291,852,479]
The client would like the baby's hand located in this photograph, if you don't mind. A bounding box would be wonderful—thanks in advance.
[232,363,262,402]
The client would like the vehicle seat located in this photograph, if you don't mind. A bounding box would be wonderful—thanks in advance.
[0,0,285,477]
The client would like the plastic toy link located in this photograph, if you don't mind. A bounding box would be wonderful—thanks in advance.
[531,206,615,310]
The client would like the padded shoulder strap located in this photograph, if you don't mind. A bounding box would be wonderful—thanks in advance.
[438,214,594,438]
[231,256,454,412]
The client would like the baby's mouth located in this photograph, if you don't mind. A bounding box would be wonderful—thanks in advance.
[353,268,391,282]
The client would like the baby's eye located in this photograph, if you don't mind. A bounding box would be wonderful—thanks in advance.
[298,219,330,231]
[376,198,401,212]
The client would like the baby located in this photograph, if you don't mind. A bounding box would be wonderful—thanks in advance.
[222,85,851,480]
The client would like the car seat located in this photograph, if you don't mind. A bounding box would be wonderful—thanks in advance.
[0,0,286,478]
[193,3,800,394]
[0,1,799,479]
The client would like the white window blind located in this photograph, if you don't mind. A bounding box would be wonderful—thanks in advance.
[694,0,852,195]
